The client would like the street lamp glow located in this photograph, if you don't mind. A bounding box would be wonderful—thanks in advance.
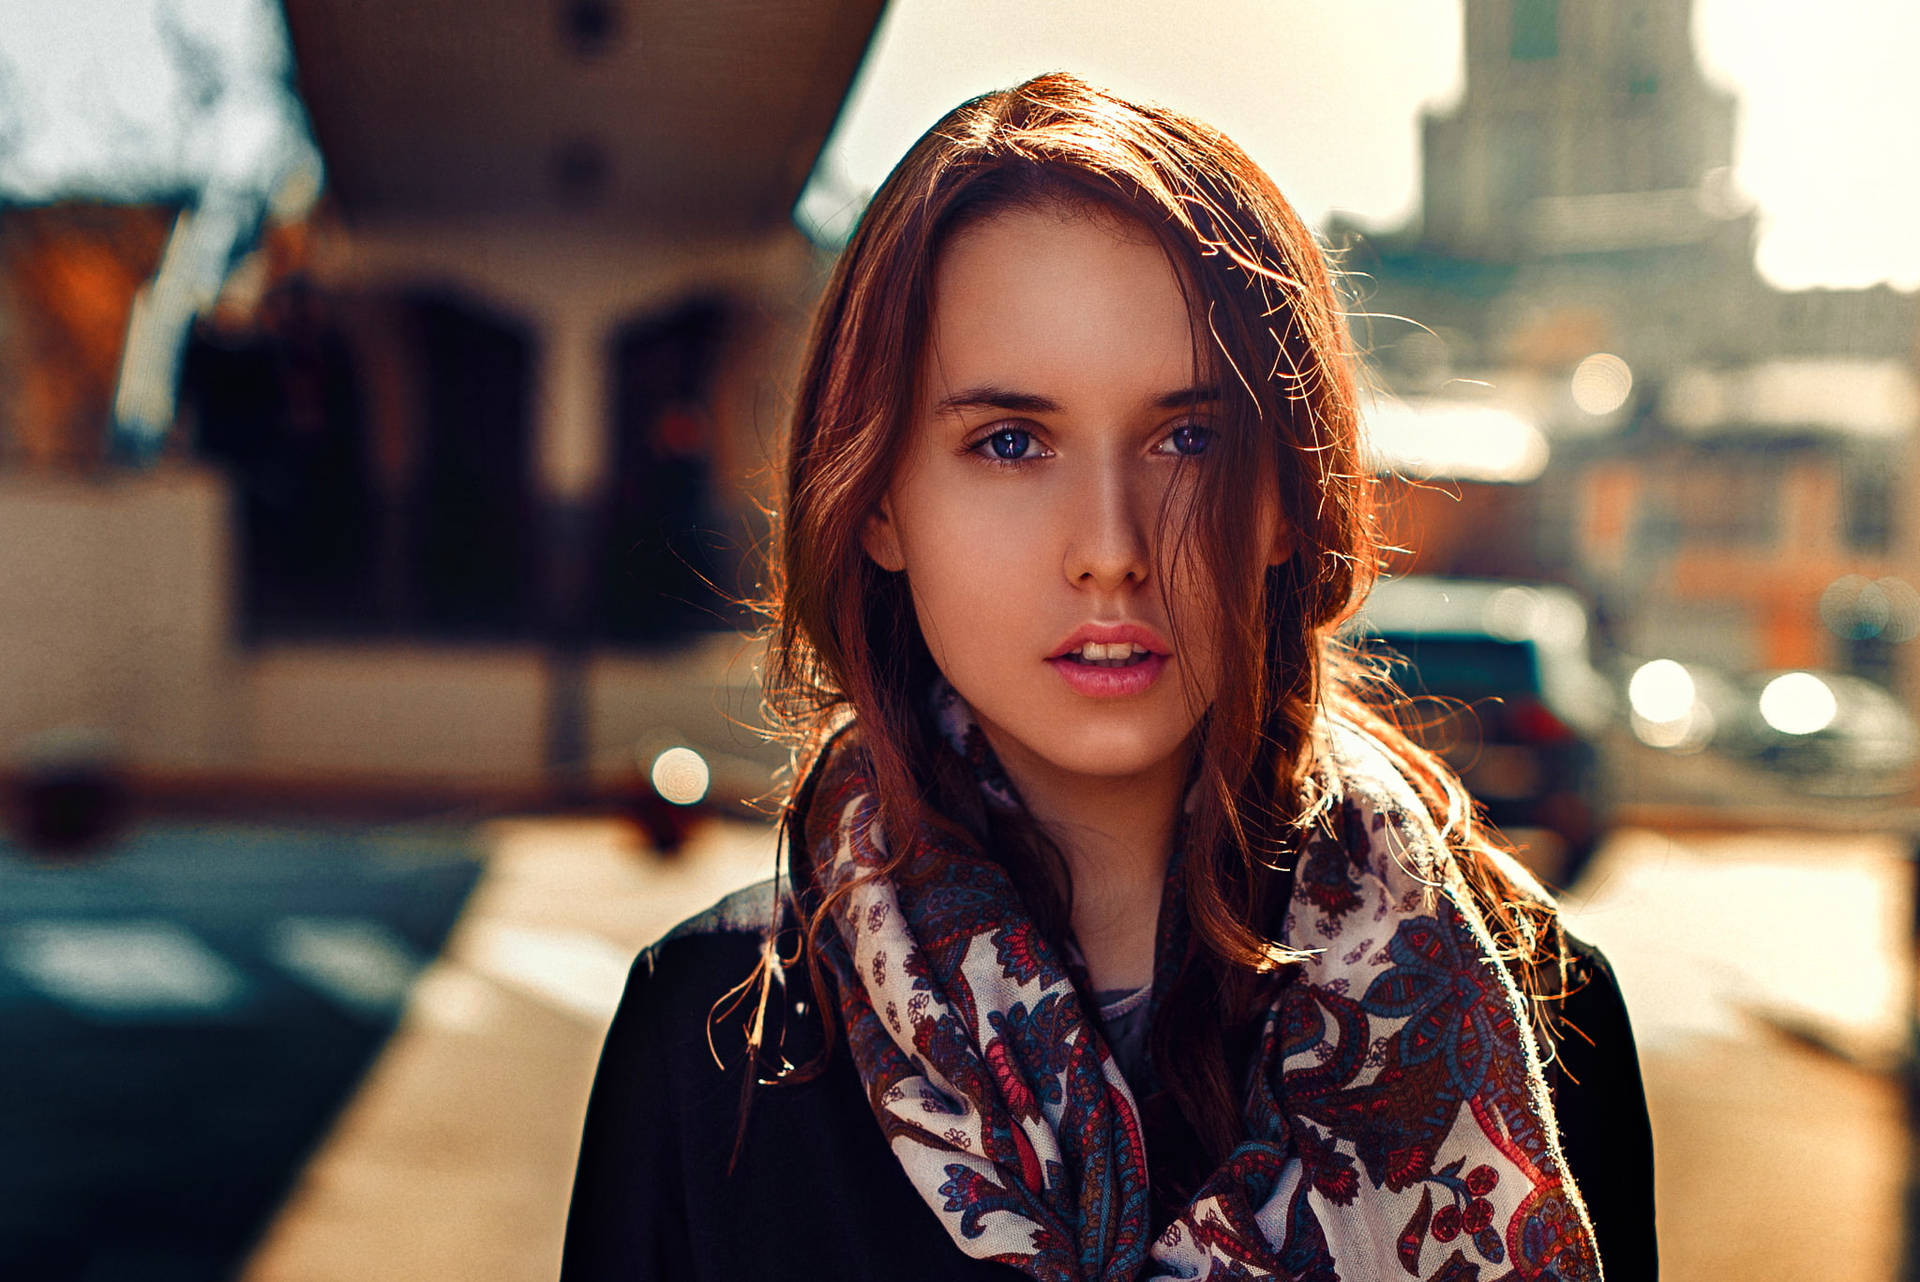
[1758,672,1838,736]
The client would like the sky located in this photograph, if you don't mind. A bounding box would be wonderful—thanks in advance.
[0,0,1913,291]
[0,0,316,205]
[808,0,1920,292]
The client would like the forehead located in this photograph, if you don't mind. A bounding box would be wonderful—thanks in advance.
[922,204,1198,395]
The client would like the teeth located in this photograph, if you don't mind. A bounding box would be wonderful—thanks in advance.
[1074,641,1149,663]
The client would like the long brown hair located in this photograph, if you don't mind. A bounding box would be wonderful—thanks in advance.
[747,72,1560,1187]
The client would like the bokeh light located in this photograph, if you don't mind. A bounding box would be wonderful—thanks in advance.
[1758,672,1839,736]
[648,747,711,806]
[1629,659,1696,724]
[1627,659,1714,751]
[1819,574,1920,643]
[1570,352,1634,416]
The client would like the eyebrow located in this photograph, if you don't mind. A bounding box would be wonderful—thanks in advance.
[931,383,1222,416]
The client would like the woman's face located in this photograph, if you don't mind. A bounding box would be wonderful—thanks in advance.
[863,203,1283,795]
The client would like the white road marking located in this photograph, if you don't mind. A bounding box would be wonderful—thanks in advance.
[457,922,634,1023]
[3,919,246,1014]
[267,917,423,1015]
[402,964,505,1034]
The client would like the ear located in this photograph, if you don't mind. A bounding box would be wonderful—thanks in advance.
[1258,479,1295,567]
[1267,515,1296,568]
[861,496,907,572]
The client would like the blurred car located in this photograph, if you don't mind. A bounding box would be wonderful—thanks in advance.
[1345,577,1616,881]
[1727,669,1918,796]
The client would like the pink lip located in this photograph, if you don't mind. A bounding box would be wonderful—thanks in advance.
[1045,621,1174,699]
[1047,651,1169,698]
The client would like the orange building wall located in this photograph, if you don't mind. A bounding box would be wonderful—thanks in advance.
[0,204,174,470]
[1375,475,1537,580]
[1585,448,1915,687]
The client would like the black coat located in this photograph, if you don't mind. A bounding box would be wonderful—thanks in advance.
[561,880,1658,1281]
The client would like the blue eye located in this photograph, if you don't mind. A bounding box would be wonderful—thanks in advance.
[984,428,1036,461]
[1161,424,1214,457]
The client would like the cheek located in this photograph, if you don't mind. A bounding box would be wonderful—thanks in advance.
[894,491,1051,657]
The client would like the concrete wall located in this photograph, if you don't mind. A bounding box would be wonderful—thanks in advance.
[245,644,548,785]
[0,466,778,798]
[0,464,234,772]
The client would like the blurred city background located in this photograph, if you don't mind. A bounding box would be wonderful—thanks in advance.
[0,0,1915,1278]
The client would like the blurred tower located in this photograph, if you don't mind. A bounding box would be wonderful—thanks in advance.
[1422,0,1749,262]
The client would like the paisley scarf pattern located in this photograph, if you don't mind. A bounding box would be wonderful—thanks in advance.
[803,697,1602,1282]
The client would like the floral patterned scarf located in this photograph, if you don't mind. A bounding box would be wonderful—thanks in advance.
[802,694,1602,1281]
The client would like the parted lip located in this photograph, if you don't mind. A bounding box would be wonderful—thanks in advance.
[1047,621,1173,659]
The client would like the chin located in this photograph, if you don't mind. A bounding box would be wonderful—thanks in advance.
[995,712,1195,784]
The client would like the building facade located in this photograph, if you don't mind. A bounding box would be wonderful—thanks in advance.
[0,0,883,799]
[1349,0,1920,697]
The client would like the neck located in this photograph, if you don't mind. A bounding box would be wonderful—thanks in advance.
[984,737,1188,993]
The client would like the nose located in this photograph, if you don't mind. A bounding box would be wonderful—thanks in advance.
[1063,453,1152,593]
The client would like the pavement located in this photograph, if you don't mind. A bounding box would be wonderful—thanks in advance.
[238,815,776,1282]
[226,811,1919,1282]
[8,804,1907,1281]
[0,822,482,1281]
[1562,825,1913,1281]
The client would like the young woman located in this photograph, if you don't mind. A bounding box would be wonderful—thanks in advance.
[562,74,1655,1281]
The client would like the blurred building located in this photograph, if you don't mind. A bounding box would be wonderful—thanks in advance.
[0,205,177,470]
[0,0,882,802]
[1347,0,1920,695]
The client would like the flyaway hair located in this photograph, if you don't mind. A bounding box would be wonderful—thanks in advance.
[745,72,1571,1199]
